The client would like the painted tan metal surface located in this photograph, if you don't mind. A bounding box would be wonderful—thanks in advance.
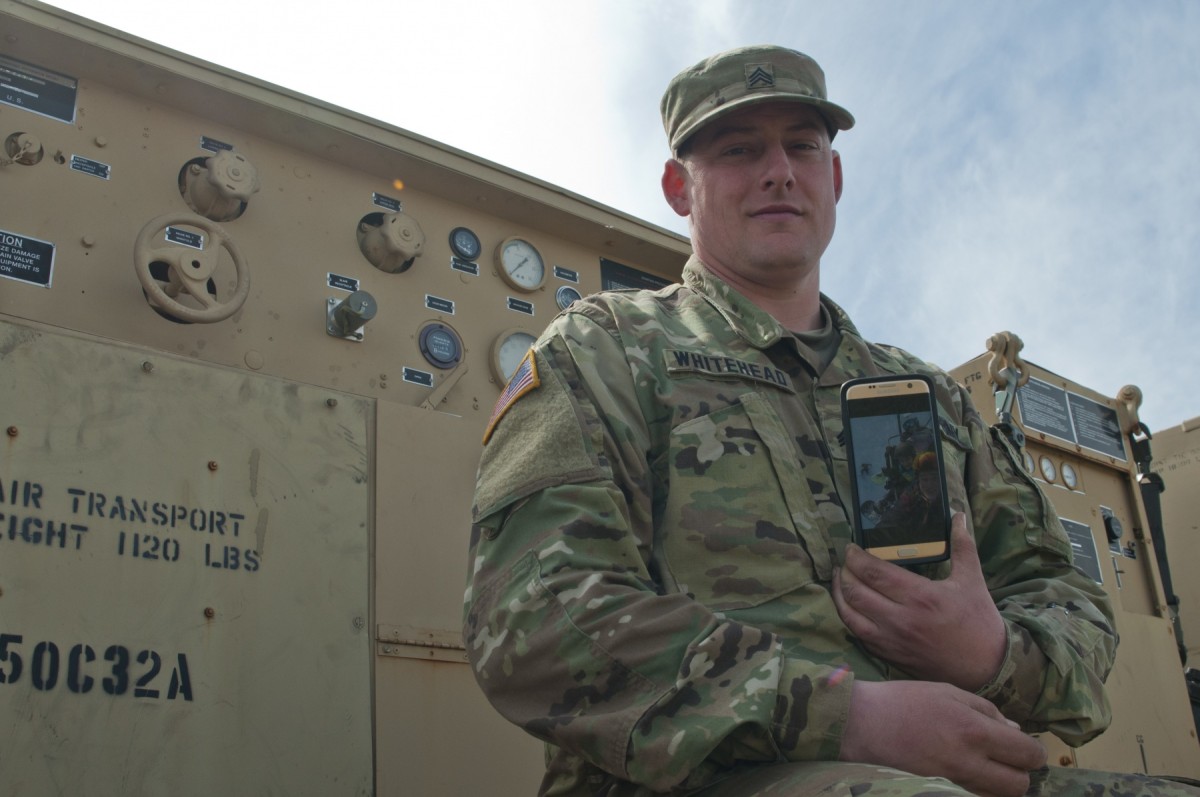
[951,353,1200,778]
[1154,418,1200,669]
[0,319,374,795]
[0,2,684,794]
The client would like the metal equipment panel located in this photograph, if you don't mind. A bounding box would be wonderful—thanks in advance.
[0,319,373,795]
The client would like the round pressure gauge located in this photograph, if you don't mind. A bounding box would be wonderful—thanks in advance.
[495,237,545,292]
[555,285,583,310]
[1061,462,1079,490]
[449,226,481,261]
[1023,451,1035,474]
[1039,455,1057,483]
[419,322,463,370]
[491,329,537,384]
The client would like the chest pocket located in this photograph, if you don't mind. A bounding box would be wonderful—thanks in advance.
[660,392,825,610]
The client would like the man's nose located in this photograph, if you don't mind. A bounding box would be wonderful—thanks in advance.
[760,143,796,190]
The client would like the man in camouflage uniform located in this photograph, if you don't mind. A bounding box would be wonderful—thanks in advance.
[463,46,1198,797]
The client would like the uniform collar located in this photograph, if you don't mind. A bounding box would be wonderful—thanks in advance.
[681,255,864,349]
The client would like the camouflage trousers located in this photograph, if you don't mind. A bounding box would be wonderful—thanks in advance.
[691,763,1200,797]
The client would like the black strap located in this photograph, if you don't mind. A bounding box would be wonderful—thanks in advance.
[1131,425,1187,664]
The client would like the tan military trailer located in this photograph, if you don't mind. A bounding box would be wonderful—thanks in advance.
[950,335,1199,778]
[1155,420,1200,669]
[0,2,1196,794]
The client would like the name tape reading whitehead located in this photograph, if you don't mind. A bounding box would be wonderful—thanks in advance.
[0,478,259,572]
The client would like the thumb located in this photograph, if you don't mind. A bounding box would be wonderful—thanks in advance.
[949,513,981,572]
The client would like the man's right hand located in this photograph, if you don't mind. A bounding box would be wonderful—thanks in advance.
[838,680,1047,797]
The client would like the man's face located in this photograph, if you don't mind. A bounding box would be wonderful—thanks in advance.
[662,102,843,291]
[918,469,942,501]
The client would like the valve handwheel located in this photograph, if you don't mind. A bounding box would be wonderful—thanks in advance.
[134,213,250,323]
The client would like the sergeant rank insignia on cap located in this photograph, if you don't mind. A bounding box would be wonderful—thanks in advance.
[745,64,775,89]
[482,348,540,444]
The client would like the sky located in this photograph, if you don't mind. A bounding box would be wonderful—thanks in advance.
[43,0,1200,433]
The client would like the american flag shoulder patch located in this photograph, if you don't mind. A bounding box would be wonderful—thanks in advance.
[482,349,540,444]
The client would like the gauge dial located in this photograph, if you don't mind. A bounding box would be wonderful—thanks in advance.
[449,227,481,261]
[1039,455,1057,483]
[1023,451,1035,474]
[491,329,537,384]
[495,237,545,292]
[419,322,463,370]
[1061,462,1079,490]
[555,285,583,310]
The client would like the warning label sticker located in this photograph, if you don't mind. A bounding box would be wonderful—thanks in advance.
[0,229,54,288]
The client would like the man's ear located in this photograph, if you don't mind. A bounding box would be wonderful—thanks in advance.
[661,159,691,217]
[832,150,844,203]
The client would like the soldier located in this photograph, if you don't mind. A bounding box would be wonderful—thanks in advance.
[463,45,1196,796]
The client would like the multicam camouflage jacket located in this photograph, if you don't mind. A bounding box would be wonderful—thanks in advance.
[463,257,1117,796]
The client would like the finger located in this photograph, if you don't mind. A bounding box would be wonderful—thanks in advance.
[832,567,878,635]
[844,543,924,605]
[988,732,1047,775]
[957,759,1033,797]
[954,692,1048,772]
[836,559,888,615]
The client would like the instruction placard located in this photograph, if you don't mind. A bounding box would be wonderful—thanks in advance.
[1017,377,1126,461]
[0,229,54,287]
[1060,518,1102,584]
[0,54,77,123]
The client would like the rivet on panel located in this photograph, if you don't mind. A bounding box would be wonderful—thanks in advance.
[244,350,264,370]
[93,136,107,148]
[1058,755,1073,767]
[208,461,219,471]
[326,398,338,408]
[204,607,215,619]
[6,426,17,437]
[141,361,154,372]
[81,235,96,247]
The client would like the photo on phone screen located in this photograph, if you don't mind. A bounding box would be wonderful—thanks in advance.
[841,375,950,564]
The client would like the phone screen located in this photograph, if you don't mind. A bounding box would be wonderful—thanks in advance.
[842,375,950,564]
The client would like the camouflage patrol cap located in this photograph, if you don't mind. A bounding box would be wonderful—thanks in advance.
[661,45,855,154]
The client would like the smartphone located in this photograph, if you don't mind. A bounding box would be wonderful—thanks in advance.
[841,374,951,564]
